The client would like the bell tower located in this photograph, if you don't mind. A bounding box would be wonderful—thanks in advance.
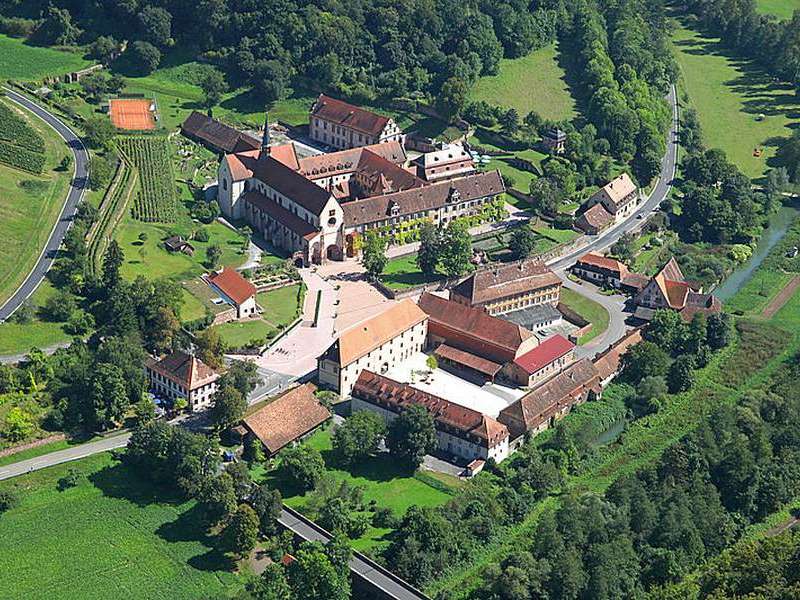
[260,110,270,157]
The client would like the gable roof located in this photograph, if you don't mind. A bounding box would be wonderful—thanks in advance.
[592,173,637,210]
[450,258,561,306]
[414,143,473,168]
[326,299,428,367]
[206,268,256,305]
[181,111,260,153]
[418,292,533,363]
[352,370,508,447]
[341,170,504,227]
[243,191,320,240]
[433,343,503,378]
[576,203,614,231]
[268,142,300,170]
[311,94,391,136]
[147,351,220,391]
[297,141,407,180]
[513,334,575,375]
[576,252,628,275]
[498,359,601,439]
[593,328,642,381]
[252,155,334,215]
[243,383,330,454]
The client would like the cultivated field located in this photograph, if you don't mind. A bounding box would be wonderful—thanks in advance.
[470,44,578,122]
[0,35,88,80]
[117,136,177,222]
[671,17,800,180]
[0,453,240,599]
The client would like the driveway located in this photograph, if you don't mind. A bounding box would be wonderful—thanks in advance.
[0,88,89,322]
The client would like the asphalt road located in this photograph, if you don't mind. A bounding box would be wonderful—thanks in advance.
[0,88,89,322]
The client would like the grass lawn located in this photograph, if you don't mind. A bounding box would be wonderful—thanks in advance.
[0,453,240,599]
[0,281,72,356]
[258,284,302,328]
[559,287,610,344]
[381,254,444,290]
[0,35,88,80]
[671,15,800,180]
[267,428,455,553]
[532,224,580,244]
[471,44,578,121]
[115,217,245,282]
[0,98,73,307]
[211,319,276,349]
[755,0,800,19]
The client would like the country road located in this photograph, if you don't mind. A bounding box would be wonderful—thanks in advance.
[0,88,89,322]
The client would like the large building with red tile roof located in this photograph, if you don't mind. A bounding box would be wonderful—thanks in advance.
[351,370,511,463]
[505,334,576,388]
[242,383,330,456]
[586,172,639,218]
[205,268,257,319]
[146,351,221,411]
[634,257,722,322]
[450,258,562,316]
[309,94,403,149]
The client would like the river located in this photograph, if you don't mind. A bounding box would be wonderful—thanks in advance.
[713,204,800,301]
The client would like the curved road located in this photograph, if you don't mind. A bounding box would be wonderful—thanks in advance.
[0,88,89,322]
[549,84,679,357]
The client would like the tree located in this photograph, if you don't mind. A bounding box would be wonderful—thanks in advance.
[287,540,351,600]
[280,445,325,491]
[331,411,387,465]
[59,155,73,172]
[611,233,635,264]
[87,362,127,430]
[219,359,259,399]
[252,59,290,103]
[89,155,115,190]
[243,434,265,464]
[137,6,172,47]
[102,240,124,291]
[0,489,19,514]
[417,222,440,276]
[667,354,696,393]
[206,244,223,269]
[645,309,688,355]
[706,313,733,350]
[33,6,81,45]
[221,503,260,557]
[250,483,282,536]
[195,328,226,369]
[509,226,537,259]
[499,108,520,136]
[632,376,668,416]
[362,231,387,280]
[426,355,438,371]
[386,404,437,470]
[209,385,246,432]
[90,35,118,64]
[620,341,671,383]
[252,563,293,600]
[83,118,116,149]
[44,289,77,322]
[3,407,35,442]
[198,472,237,525]
[439,220,472,277]
[529,177,563,216]
[436,77,469,123]
[127,41,162,75]
[199,67,227,107]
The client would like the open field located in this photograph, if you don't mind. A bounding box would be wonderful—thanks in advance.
[267,428,455,553]
[0,35,88,80]
[211,318,275,348]
[671,16,800,180]
[559,287,610,344]
[0,98,72,307]
[0,453,239,599]
[755,0,800,19]
[382,254,443,290]
[0,281,72,356]
[258,284,302,328]
[470,44,578,122]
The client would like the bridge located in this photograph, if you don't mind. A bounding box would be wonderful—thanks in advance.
[279,506,430,600]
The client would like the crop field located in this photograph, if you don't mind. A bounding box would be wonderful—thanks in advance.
[755,0,800,19]
[671,16,800,180]
[470,44,578,122]
[0,34,88,80]
[0,98,46,173]
[116,136,177,222]
[0,453,240,599]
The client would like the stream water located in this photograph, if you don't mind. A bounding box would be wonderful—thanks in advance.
[713,204,800,301]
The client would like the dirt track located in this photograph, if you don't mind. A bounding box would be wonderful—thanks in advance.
[761,275,800,319]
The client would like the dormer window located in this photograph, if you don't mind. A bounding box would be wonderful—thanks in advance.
[387,200,400,216]
[447,187,461,203]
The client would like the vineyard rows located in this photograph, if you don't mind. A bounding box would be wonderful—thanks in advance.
[0,98,46,174]
[116,136,177,223]
[87,159,138,275]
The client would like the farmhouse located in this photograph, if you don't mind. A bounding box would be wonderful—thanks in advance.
[505,334,576,388]
[204,268,257,320]
[417,292,538,383]
[218,134,504,265]
[318,299,429,397]
[575,202,614,235]
[634,257,722,321]
[146,351,221,412]
[242,383,330,457]
[181,111,261,154]
[498,358,602,447]
[572,253,629,287]
[309,94,403,149]
[450,258,561,316]
[351,370,511,463]
[586,173,639,219]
